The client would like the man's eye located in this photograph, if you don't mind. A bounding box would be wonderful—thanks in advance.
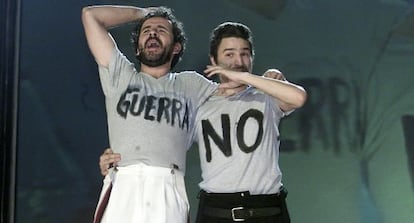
[241,52,251,57]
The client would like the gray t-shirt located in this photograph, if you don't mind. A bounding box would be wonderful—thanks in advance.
[98,47,217,172]
[193,87,289,194]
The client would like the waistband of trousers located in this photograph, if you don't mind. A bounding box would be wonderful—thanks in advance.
[198,186,288,201]
[114,163,183,176]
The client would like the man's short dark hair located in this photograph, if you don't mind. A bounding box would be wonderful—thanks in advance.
[209,22,254,62]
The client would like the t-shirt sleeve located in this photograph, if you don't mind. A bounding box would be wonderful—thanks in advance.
[98,47,135,96]
[270,95,294,118]
[251,87,292,119]
[184,71,218,108]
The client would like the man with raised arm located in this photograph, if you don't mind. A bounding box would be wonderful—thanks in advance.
[82,5,220,223]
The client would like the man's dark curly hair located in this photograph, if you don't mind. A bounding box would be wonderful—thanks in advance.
[131,6,186,69]
[209,22,254,63]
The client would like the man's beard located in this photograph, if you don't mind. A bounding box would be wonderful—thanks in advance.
[136,38,174,67]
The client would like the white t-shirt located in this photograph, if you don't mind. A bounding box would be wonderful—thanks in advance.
[98,47,217,172]
[194,87,290,194]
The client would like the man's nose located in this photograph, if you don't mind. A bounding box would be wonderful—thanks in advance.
[233,55,243,66]
[149,30,158,37]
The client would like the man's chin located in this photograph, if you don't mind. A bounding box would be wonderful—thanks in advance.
[146,49,162,55]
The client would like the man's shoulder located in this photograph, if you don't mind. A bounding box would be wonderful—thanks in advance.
[171,70,212,82]
[172,70,201,77]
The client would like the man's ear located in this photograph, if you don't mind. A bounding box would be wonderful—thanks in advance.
[173,43,182,55]
[209,56,217,66]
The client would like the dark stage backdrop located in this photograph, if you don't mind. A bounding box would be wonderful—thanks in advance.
[13,0,414,223]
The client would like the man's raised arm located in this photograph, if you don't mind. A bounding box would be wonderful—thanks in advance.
[205,66,307,112]
[81,5,149,67]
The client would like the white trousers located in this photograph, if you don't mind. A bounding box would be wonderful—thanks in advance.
[94,164,189,223]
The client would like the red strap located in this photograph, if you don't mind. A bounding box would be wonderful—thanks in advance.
[93,183,113,223]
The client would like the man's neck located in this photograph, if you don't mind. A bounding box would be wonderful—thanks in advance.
[140,63,171,79]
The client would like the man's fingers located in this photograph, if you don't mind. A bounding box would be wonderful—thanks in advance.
[100,154,120,165]
[100,168,109,176]
[103,148,113,155]
[263,69,286,81]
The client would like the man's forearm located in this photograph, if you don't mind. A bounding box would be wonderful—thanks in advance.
[242,73,307,109]
[82,5,148,29]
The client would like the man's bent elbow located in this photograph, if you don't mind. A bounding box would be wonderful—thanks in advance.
[294,88,307,108]
[81,6,94,23]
